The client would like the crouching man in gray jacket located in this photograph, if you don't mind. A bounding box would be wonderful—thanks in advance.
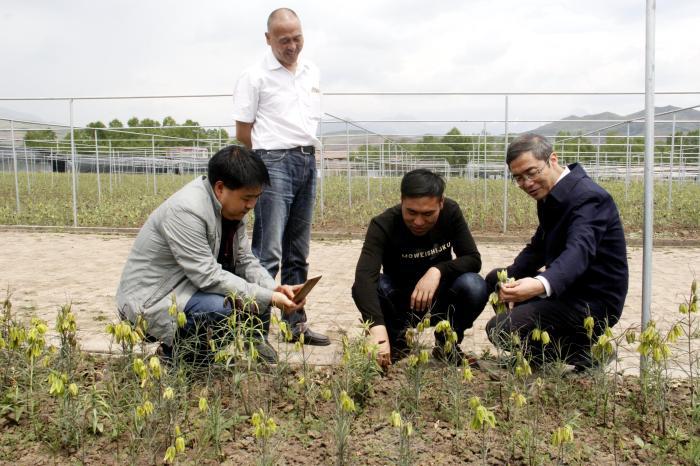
[116,145,305,364]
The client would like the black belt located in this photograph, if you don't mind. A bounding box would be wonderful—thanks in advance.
[259,146,315,155]
[289,145,315,155]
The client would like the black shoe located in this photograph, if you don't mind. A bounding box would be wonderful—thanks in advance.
[290,326,331,346]
[244,339,278,364]
[432,345,479,368]
[156,343,174,366]
[571,349,616,373]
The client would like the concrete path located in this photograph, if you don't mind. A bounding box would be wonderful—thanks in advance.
[1,232,697,376]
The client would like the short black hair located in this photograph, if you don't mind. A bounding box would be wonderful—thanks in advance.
[400,169,445,199]
[207,145,270,190]
[506,133,553,165]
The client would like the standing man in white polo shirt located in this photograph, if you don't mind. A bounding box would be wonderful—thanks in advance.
[232,7,329,346]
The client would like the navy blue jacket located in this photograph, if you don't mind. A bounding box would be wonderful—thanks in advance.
[508,164,629,317]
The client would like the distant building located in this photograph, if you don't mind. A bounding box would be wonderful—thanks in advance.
[165,146,210,159]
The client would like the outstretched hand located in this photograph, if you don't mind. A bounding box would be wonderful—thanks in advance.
[368,325,391,368]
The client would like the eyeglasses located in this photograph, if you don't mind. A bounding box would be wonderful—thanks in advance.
[511,160,550,185]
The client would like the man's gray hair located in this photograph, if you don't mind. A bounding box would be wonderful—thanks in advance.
[506,133,553,165]
[267,8,299,31]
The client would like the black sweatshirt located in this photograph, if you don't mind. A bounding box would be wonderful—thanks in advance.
[352,198,481,326]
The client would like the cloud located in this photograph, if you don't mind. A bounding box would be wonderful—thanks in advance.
[0,0,697,135]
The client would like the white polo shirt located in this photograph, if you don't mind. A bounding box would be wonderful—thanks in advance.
[232,50,321,151]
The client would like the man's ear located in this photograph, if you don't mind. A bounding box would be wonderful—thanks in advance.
[213,180,224,200]
[549,151,559,167]
[265,32,271,45]
[439,196,445,209]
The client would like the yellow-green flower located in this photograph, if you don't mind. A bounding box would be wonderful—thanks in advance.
[175,436,185,453]
[163,446,176,464]
[510,390,526,408]
[551,424,574,446]
[339,390,356,413]
[149,356,162,379]
[177,311,187,328]
[321,388,332,401]
[390,410,402,428]
[163,387,174,400]
[462,365,474,382]
[583,316,595,339]
[199,397,208,413]
[419,349,430,365]
[142,400,154,417]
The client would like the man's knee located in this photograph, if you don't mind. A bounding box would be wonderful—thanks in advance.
[484,267,506,292]
[377,274,395,299]
[450,272,489,307]
[485,314,506,346]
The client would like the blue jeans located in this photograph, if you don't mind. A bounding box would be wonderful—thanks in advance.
[252,148,316,329]
[377,272,489,351]
[159,292,270,362]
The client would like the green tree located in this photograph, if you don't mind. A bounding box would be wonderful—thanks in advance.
[24,129,57,149]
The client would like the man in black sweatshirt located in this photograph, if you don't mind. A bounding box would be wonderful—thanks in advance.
[486,133,629,370]
[352,169,489,367]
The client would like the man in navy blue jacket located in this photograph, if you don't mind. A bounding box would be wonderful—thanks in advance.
[485,133,628,370]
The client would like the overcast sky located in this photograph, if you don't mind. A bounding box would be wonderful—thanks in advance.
[1,0,698,136]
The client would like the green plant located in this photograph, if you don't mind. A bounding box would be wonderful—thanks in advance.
[390,410,413,466]
[550,419,576,465]
[469,395,497,463]
[338,325,381,406]
[250,408,278,466]
[637,320,683,435]
[332,389,356,466]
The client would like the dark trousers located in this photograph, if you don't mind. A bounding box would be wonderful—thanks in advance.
[484,268,620,366]
[378,272,489,353]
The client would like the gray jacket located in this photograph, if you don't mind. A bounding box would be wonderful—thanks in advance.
[116,176,276,345]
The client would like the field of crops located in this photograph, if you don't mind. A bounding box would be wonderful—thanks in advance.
[0,283,698,464]
[1,172,699,236]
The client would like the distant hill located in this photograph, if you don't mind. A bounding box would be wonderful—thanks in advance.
[529,106,700,137]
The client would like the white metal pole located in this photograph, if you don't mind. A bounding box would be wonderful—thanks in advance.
[10,120,20,213]
[641,0,656,371]
[95,129,101,203]
[346,121,351,207]
[23,143,31,194]
[502,96,509,234]
[152,135,157,194]
[108,139,113,194]
[366,131,370,200]
[625,125,631,199]
[668,114,676,210]
[595,133,600,181]
[69,99,78,227]
[319,116,324,219]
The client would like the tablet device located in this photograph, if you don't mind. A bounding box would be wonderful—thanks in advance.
[293,275,322,304]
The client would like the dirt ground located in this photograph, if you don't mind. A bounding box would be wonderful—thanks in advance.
[1,231,698,376]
